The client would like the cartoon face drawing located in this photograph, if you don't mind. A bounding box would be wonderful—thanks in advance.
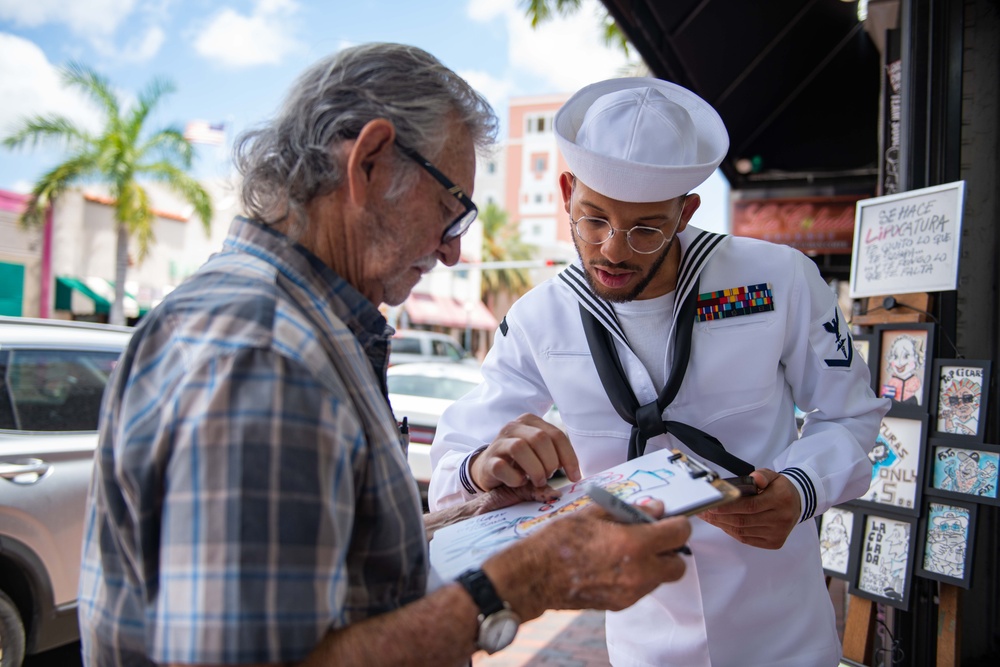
[954,452,981,493]
[925,510,969,577]
[886,336,920,380]
[939,377,981,435]
[870,442,889,464]
[820,512,851,573]
[880,334,925,403]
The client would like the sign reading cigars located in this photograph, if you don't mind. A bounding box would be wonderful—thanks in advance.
[849,181,965,299]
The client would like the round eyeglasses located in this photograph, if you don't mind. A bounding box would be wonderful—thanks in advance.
[571,214,676,254]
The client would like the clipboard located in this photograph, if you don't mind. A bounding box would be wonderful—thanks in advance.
[658,449,742,516]
[428,448,742,581]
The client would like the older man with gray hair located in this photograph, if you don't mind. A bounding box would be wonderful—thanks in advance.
[78,44,692,666]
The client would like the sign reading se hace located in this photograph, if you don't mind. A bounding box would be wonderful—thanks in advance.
[849,181,965,299]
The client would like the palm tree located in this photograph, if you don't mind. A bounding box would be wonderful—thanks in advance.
[3,63,212,325]
[480,202,536,314]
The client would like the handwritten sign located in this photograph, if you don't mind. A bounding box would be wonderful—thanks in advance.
[849,181,965,298]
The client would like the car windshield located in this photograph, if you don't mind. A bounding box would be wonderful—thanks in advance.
[387,375,478,401]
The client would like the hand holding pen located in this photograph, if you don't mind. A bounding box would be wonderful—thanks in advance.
[586,485,692,555]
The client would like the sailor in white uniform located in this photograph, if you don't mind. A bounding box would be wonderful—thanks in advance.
[429,77,889,667]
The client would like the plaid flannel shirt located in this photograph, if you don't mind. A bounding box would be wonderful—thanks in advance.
[79,217,427,665]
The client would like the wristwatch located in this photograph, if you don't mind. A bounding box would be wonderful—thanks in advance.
[457,568,521,654]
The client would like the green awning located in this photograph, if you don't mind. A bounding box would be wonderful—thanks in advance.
[55,276,111,314]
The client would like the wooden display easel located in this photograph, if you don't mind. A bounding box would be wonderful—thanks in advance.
[842,594,876,665]
[840,585,962,666]
[937,584,961,667]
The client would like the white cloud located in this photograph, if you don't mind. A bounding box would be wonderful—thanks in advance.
[0,0,136,37]
[0,33,102,136]
[457,68,513,116]
[192,0,301,68]
[466,0,638,96]
[507,0,636,92]
[466,0,508,22]
[10,178,35,194]
[86,24,166,64]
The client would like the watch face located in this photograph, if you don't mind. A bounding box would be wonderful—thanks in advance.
[479,608,520,654]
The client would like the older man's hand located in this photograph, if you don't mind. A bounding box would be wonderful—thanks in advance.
[483,500,692,622]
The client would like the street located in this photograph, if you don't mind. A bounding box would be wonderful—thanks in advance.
[24,611,609,667]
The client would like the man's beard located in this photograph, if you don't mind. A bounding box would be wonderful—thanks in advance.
[575,235,675,303]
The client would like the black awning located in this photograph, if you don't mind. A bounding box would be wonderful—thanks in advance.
[601,0,882,193]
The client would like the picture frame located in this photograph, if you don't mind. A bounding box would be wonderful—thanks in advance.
[926,439,1000,506]
[849,510,918,610]
[818,505,861,581]
[852,414,928,516]
[852,332,879,393]
[874,323,936,416]
[838,660,868,667]
[849,181,965,299]
[915,497,977,589]
[930,359,991,442]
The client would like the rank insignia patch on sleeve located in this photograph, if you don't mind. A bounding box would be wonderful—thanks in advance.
[696,283,774,322]
[821,309,853,368]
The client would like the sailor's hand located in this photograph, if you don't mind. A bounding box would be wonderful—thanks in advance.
[470,413,581,491]
[699,469,800,549]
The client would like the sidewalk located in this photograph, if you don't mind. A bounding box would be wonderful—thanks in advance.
[473,609,611,667]
[472,581,848,666]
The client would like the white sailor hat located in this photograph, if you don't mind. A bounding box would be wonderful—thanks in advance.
[554,77,729,203]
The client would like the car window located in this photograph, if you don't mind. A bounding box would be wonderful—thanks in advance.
[387,374,478,401]
[0,348,121,432]
[392,338,422,355]
[431,339,463,361]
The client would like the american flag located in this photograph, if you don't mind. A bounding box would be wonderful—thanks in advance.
[183,120,226,146]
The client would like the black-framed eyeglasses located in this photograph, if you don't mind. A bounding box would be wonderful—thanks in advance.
[948,394,976,406]
[395,141,478,243]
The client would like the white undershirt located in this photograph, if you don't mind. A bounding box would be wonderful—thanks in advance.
[612,291,676,390]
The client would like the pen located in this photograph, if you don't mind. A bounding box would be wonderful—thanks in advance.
[400,416,409,447]
[585,485,692,555]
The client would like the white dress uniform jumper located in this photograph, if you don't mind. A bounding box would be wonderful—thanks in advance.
[430,225,890,667]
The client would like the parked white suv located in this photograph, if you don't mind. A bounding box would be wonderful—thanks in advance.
[390,329,476,366]
[0,316,132,665]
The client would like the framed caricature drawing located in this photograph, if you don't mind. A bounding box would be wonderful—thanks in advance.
[854,414,928,516]
[818,506,860,580]
[852,332,879,392]
[915,498,977,589]
[874,323,935,416]
[849,510,918,610]
[931,359,991,441]
[927,440,1000,506]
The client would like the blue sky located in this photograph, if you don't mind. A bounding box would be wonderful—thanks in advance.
[0,0,729,230]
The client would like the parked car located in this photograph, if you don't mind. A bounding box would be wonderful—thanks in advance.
[0,316,132,666]
[389,329,476,366]
[387,361,564,507]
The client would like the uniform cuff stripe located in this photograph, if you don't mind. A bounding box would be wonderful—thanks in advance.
[781,467,816,522]
[460,445,489,495]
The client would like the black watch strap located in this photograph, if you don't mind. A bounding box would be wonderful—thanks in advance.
[457,568,505,617]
